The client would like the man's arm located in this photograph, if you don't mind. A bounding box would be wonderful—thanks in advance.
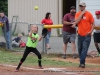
[86,22,94,36]
[90,22,95,33]
[63,14,73,25]
[75,10,86,24]
[71,10,86,28]
[63,21,73,25]
[86,12,95,35]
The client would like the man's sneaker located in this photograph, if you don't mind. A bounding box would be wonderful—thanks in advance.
[79,64,85,68]
[73,54,77,59]
[62,54,66,59]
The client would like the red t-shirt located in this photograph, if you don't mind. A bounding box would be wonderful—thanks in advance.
[63,13,76,33]
[41,18,53,32]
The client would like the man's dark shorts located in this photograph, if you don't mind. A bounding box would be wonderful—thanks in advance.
[93,33,100,43]
[62,31,76,44]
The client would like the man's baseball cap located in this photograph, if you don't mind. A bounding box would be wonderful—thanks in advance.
[79,2,86,6]
[95,11,100,15]
[70,6,76,9]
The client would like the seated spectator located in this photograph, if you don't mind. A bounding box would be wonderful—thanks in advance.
[12,33,23,47]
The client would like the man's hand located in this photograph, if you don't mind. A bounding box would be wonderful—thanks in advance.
[86,31,92,36]
[71,22,76,28]
[81,10,86,15]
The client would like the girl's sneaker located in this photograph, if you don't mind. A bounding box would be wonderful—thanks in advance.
[39,66,44,69]
[15,68,19,72]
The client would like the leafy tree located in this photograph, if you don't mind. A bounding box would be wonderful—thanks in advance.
[0,0,8,16]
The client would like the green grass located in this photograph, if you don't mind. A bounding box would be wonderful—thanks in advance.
[0,48,78,67]
[0,48,100,68]
[0,48,100,75]
[12,47,25,51]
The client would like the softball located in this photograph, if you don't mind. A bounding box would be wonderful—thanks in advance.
[34,6,38,10]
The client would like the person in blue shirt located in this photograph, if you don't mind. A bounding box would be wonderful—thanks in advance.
[0,11,11,49]
[12,33,23,47]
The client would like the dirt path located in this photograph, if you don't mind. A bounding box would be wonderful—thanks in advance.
[51,57,100,65]
[0,64,98,75]
[0,57,100,75]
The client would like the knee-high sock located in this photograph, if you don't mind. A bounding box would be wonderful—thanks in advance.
[38,59,42,67]
[16,61,23,69]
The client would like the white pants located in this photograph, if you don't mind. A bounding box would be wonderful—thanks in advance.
[12,40,20,46]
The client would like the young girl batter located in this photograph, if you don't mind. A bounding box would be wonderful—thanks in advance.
[16,25,43,71]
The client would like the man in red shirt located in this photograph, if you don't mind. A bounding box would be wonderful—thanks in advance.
[62,6,77,59]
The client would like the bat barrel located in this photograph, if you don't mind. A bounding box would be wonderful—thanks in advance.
[44,24,63,28]
[44,25,100,30]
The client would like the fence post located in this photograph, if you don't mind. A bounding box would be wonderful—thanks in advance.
[9,23,12,50]
[42,25,44,54]
[42,24,47,54]
[28,24,30,33]
[45,37,47,54]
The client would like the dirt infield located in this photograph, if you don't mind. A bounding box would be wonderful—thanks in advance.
[52,57,100,65]
[0,57,100,75]
[0,65,99,75]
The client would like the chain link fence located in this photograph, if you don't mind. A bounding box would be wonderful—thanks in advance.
[0,21,99,56]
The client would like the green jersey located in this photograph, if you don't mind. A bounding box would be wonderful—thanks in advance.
[26,33,39,48]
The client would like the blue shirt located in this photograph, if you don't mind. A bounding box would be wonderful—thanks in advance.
[0,15,9,32]
[12,37,21,43]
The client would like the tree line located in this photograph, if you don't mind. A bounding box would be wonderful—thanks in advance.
[0,0,8,16]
